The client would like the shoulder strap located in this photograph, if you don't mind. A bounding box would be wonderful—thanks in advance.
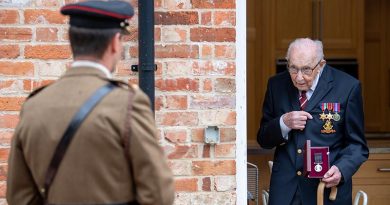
[43,83,116,202]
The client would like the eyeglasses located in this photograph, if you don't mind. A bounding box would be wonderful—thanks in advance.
[287,60,321,75]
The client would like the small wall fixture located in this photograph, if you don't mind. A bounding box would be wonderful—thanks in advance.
[204,126,220,145]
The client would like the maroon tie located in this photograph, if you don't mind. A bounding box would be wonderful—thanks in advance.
[299,91,308,110]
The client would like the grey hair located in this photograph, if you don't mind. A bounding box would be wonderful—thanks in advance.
[286,38,325,62]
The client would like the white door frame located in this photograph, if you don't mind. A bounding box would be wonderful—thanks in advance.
[236,0,247,203]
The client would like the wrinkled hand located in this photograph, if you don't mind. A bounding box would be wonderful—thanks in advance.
[322,165,342,188]
[282,111,313,130]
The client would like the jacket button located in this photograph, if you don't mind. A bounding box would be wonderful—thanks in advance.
[297,171,302,176]
[297,149,302,154]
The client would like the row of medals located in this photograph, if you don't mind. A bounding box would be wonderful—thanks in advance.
[319,103,340,134]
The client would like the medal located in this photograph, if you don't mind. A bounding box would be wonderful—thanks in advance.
[314,153,323,173]
[333,103,340,121]
[319,103,327,121]
[320,102,336,134]
[326,103,334,120]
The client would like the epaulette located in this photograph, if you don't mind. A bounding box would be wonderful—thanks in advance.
[27,85,50,100]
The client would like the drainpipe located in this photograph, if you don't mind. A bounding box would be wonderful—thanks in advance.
[137,0,155,112]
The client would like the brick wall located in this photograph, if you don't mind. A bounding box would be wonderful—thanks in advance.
[0,0,237,204]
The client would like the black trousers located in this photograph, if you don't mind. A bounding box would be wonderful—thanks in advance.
[291,188,303,205]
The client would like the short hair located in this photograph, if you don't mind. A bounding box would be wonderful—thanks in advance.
[286,38,324,62]
[68,26,121,59]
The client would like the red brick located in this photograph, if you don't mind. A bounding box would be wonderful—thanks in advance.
[155,11,198,25]
[0,114,19,129]
[36,27,58,42]
[23,79,54,92]
[156,78,199,92]
[191,28,235,42]
[192,160,236,175]
[129,46,138,58]
[203,79,213,92]
[161,27,187,42]
[215,78,236,93]
[191,128,204,142]
[0,164,8,181]
[165,144,198,159]
[199,110,236,126]
[0,181,5,198]
[168,160,191,176]
[0,131,13,145]
[214,11,236,26]
[155,95,163,111]
[157,112,198,126]
[215,144,236,158]
[202,177,211,191]
[0,148,9,163]
[122,26,138,42]
[24,9,67,24]
[193,61,235,76]
[190,95,235,109]
[164,61,193,76]
[220,128,236,142]
[155,27,161,42]
[214,176,236,191]
[166,95,187,110]
[164,129,187,144]
[0,28,32,41]
[0,97,25,111]
[29,0,61,6]
[0,80,15,91]
[0,10,19,24]
[25,45,71,59]
[115,61,137,76]
[203,145,210,158]
[175,178,198,192]
[201,45,213,58]
[215,45,236,59]
[164,0,191,9]
[0,45,19,58]
[0,62,34,76]
[201,12,212,25]
[155,45,199,58]
[192,0,235,9]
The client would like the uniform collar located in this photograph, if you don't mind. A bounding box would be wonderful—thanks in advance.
[71,60,112,78]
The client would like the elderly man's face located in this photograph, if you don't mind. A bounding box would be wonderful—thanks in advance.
[287,49,323,91]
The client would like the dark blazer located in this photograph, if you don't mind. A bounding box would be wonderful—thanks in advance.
[257,65,369,205]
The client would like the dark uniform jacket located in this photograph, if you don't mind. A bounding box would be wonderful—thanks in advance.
[7,66,174,205]
[257,65,369,205]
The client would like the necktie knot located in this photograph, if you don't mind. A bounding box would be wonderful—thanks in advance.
[299,91,308,110]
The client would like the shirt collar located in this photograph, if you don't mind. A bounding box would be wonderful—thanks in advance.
[71,60,112,78]
[310,64,324,92]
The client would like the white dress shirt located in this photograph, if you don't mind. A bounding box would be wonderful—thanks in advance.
[71,60,112,78]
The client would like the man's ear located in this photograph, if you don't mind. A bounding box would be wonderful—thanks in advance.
[111,33,122,54]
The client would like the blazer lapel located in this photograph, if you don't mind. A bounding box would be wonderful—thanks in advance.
[305,65,334,112]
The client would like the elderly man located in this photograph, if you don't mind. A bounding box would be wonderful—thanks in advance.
[7,1,174,205]
[257,38,368,205]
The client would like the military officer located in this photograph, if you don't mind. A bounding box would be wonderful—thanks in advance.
[7,1,174,205]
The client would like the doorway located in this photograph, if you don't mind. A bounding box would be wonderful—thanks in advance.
[247,0,390,204]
